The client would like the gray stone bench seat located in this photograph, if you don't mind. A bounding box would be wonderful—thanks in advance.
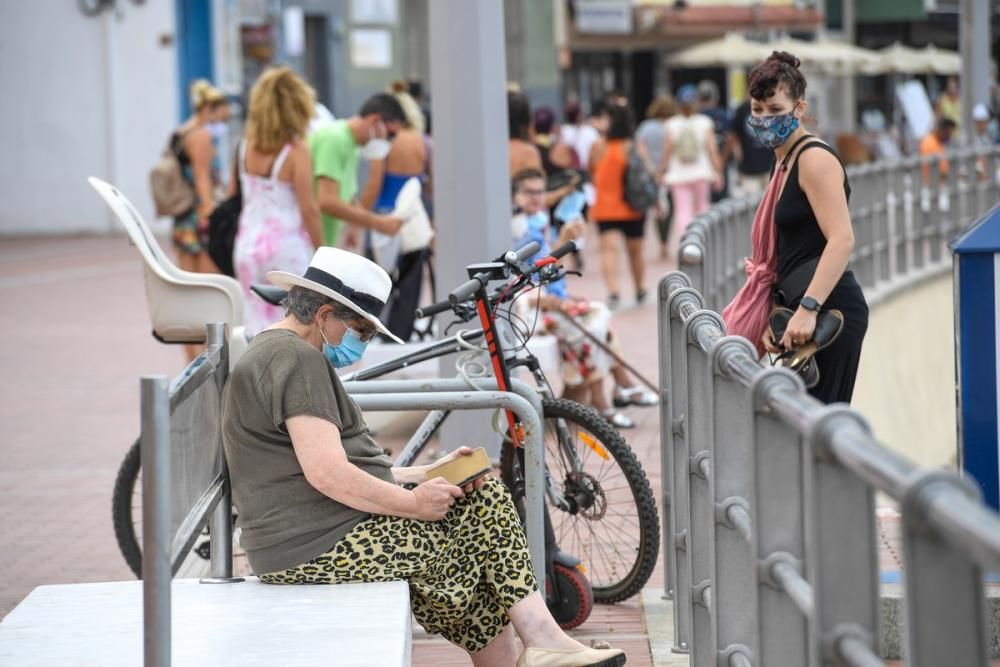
[0,578,411,666]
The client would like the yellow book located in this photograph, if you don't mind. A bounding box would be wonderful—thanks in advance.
[425,447,493,487]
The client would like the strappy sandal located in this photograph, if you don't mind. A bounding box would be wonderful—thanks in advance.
[613,385,658,408]
[600,409,635,429]
[768,307,843,388]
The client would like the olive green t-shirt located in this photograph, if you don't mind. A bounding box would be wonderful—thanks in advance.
[221,328,394,574]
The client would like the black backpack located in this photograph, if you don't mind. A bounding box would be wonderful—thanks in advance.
[624,143,657,211]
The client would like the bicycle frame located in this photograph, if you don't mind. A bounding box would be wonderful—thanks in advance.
[337,276,584,511]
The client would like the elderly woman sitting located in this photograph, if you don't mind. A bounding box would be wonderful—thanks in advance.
[221,247,626,667]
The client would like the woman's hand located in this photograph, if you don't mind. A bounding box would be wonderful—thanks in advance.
[558,219,585,244]
[434,446,491,494]
[410,477,464,521]
[761,327,780,355]
[779,307,818,351]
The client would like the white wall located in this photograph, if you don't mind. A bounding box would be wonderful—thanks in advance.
[852,272,958,469]
[0,1,178,235]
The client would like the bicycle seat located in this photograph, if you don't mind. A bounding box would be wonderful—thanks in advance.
[251,284,288,306]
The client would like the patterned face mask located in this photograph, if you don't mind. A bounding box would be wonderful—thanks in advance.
[746,108,800,150]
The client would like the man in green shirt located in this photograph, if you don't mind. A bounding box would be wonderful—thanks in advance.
[309,93,407,246]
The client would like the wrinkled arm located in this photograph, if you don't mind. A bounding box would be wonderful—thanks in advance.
[287,415,419,517]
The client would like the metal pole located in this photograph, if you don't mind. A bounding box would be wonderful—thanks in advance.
[960,0,991,144]
[430,0,512,455]
[201,323,243,585]
[141,375,171,667]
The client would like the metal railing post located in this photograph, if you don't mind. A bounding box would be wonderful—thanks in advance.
[659,273,691,601]
[901,471,990,667]
[141,375,171,667]
[750,369,811,666]
[806,408,880,664]
[711,337,760,666]
[666,284,705,654]
[683,310,725,666]
[201,323,243,585]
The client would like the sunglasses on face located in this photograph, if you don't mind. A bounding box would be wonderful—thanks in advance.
[345,319,378,342]
[519,188,545,197]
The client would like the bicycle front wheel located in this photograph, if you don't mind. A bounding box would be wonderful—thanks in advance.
[500,398,660,603]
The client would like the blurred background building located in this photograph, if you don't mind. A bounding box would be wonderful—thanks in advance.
[2,0,998,235]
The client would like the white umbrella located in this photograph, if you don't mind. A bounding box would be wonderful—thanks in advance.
[863,42,961,75]
[770,38,882,76]
[665,33,770,68]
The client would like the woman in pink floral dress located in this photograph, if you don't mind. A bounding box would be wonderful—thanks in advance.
[234,67,322,334]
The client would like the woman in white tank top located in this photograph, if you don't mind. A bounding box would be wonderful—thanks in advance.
[233,67,322,334]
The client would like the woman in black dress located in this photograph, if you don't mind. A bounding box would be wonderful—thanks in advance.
[749,52,869,404]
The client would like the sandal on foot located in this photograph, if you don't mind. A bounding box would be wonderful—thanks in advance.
[613,385,658,408]
[516,641,626,667]
[636,288,648,304]
[601,409,635,429]
[607,293,620,311]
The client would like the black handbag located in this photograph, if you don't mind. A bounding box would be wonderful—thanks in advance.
[207,189,241,278]
[773,257,820,308]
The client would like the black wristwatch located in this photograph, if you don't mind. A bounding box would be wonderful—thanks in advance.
[800,296,822,312]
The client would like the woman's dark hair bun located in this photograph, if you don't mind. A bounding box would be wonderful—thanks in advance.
[768,51,801,70]
[749,50,807,101]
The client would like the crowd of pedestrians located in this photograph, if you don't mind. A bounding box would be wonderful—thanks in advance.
[159,66,763,429]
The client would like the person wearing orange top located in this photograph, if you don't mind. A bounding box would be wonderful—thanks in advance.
[919,117,956,184]
[589,100,646,309]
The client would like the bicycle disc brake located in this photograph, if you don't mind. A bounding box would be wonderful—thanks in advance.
[564,471,606,520]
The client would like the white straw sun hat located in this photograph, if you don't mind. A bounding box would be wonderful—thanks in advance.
[267,247,404,344]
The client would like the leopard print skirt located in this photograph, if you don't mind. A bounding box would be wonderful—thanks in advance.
[258,477,538,653]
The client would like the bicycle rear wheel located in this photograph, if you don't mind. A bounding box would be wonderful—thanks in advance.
[500,398,659,603]
[111,438,246,579]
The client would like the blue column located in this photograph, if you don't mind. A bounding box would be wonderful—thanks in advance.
[953,206,1000,509]
[175,0,215,121]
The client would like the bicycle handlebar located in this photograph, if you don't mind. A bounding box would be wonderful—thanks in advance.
[503,241,541,264]
[548,240,576,261]
[415,299,454,319]
[449,275,487,304]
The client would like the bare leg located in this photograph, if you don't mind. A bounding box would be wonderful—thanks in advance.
[587,376,611,413]
[611,363,632,388]
[195,251,219,274]
[625,237,645,296]
[471,623,518,667]
[562,383,587,404]
[598,230,621,298]
[176,252,203,362]
[508,592,586,651]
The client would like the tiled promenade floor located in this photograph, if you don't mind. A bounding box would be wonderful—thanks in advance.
[0,229,927,665]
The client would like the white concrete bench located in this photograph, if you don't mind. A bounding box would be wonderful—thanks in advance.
[0,578,411,666]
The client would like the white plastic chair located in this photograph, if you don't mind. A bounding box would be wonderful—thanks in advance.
[88,177,248,364]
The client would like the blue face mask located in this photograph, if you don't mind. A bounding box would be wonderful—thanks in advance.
[321,321,370,368]
[746,109,800,150]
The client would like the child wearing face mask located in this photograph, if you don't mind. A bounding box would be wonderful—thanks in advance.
[511,168,657,430]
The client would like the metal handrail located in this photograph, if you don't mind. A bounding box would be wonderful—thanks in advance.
[658,271,1000,666]
[678,145,1000,309]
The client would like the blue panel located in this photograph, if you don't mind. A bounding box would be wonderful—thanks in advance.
[953,203,1000,254]
[958,254,1000,509]
[176,0,215,121]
